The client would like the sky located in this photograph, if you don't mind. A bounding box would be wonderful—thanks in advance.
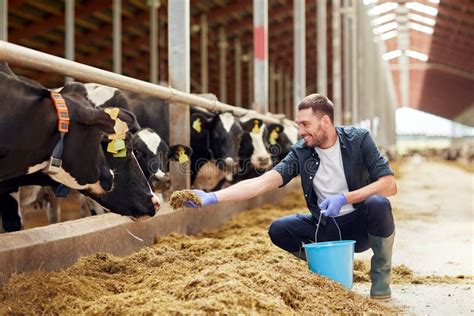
[396,107,474,137]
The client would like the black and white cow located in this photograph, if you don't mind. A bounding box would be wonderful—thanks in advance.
[232,117,273,182]
[84,83,192,192]
[0,133,161,232]
[120,92,244,182]
[0,64,138,193]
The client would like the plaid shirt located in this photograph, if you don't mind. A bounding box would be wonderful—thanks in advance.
[273,126,394,219]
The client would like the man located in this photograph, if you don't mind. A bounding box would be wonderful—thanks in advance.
[184,94,397,299]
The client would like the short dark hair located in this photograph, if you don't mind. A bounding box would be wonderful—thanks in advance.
[297,94,334,123]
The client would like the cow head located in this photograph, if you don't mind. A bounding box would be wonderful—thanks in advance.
[85,133,160,218]
[209,111,244,173]
[132,128,192,192]
[0,73,136,194]
[239,118,273,171]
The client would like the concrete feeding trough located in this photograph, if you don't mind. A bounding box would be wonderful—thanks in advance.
[0,179,300,285]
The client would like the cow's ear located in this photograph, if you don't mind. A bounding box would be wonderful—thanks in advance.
[267,123,284,144]
[60,82,89,100]
[191,113,208,134]
[242,118,264,134]
[168,145,193,164]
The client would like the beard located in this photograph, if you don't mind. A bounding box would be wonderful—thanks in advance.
[302,126,328,148]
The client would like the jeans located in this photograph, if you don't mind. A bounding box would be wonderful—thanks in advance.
[268,195,395,254]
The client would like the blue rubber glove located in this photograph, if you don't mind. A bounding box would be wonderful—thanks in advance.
[185,190,218,208]
[319,193,347,217]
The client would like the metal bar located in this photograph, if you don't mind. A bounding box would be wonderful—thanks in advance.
[269,63,275,113]
[168,0,190,190]
[317,0,327,95]
[0,41,281,123]
[277,68,284,114]
[253,0,268,114]
[0,0,7,42]
[234,38,242,107]
[200,14,208,93]
[113,0,121,74]
[342,0,351,124]
[149,0,159,84]
[332,0,342,125]
[294,0,306,109]
[350,0,358,124]
[248,51,254,107]
[219,27,227,103]
[65,0,74,83]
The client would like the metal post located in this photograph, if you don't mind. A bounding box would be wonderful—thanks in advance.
[200,14,208,93]
[235,38,242,107]
[0,0,7,41]
[248,51,254,107]
[397,4,409,107]
[277,68,284,114]
[317,0,327,95]
[219,27,227,103]
[253,0,268,114]
[149,0,159,83]
[332,0,342,125]
[342,0,351,124]
[350,0,358,124]
[113,0,121,74]
[65,0,74,83]
[269,63,275,113]
[168,0,190,190]
[286,72,293,118]
[294,0,306,109]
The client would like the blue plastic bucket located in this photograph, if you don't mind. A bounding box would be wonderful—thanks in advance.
[303,240,356,289]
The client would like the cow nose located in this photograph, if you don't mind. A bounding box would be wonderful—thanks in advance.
[258,156,270,165]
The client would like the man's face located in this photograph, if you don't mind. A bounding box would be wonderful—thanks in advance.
[295,108,328,147]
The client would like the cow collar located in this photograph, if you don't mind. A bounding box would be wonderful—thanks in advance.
[45,92,70,175]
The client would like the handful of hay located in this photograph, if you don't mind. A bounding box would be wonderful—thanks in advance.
[170,190,202,210]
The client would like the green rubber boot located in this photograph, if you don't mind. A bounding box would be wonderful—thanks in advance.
[368,232,395,299]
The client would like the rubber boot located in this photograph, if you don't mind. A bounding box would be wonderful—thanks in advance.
[368,232,394,299]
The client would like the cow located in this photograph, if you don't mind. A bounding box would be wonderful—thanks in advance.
[83,83,192,192]
[231,117,273,182]
[0,63,138,193]
[0,133,161,232]
[120,91,244,184]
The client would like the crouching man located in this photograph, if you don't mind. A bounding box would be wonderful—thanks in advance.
[183,94,397,299]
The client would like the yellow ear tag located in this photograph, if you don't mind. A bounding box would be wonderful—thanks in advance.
[107,140,119,154]
[113,148,127,158]
[269,128,279,145]
[104,107,120,120]
[251,120,260,134]
[177,147,189,164]
[114,118,129,135]
[192,118,202,133]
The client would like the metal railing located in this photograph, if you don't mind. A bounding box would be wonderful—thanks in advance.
[0,40,282,124]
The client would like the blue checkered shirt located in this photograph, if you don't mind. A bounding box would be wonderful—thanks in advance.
[273,126,394,218]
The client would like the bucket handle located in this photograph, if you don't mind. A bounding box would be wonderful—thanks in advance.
[314,211,342,244]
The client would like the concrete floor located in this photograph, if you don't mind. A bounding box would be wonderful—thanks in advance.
[354,156,474,314]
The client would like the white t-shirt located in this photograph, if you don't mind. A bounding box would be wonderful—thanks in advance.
[312,139,355,217]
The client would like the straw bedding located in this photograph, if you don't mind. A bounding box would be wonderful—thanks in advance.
[0,190,398,314]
